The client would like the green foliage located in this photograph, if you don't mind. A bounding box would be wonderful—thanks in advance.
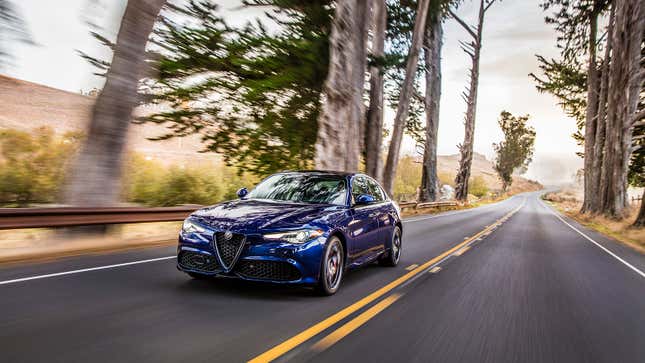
[493,111,536,191]
[383,0,462,145]
[0,128,257,207]
[139,1,332,176]
[123,155,258,207]
[393,155,422,199]
[385,0,424,142]
[539,0,604,62]
[468,175,488,197]
[629,123,644,187]
[528,55,587,143]
[531,0,610,152]
[0,0,34,68]
[0,128,81,206]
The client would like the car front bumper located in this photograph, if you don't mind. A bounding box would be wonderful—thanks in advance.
[177,233,326,285]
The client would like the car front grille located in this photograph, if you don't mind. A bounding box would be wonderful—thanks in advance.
[235,260,301,282]
[213,232,246,269]
[178,251,220,273]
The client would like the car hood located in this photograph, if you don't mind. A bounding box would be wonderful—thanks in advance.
[191,199,345,232]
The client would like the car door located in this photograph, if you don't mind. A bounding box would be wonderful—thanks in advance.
[365,177,391,252]
[347,176,381,265]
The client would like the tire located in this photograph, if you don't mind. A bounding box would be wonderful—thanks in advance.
[316,236,344,296]
[379,226,401,267]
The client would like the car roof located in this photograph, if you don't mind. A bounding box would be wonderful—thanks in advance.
[280,170,357,177]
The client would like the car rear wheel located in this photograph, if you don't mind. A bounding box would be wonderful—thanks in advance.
[379,226,401,267]
[316,236,344,296]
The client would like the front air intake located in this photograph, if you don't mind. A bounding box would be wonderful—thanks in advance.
[212,231,246,272]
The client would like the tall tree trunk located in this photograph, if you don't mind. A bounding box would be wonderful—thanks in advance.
[64,0,166,206]
[581,9,600,213]
[591,4,614,214]
[451,0,496,202]
[420,11,443,202]
[365,0,387,182]
[634,189,645,227]
[381,0,431,196]
[600,0,643,218]
[314,0,369,172]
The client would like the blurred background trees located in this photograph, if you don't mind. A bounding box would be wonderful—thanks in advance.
[450,0,498,201]
[532,0,644,224]
[144,1,331,175]
[10,0,641,223]
[0,0,33,69]
[64,0,167,207]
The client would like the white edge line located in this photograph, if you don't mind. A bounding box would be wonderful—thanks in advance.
[0,256,176,286]
[540,199,645,279]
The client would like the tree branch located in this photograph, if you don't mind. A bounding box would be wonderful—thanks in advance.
[484,0,497,13]
[413,90,425,104]
[448,9,477,39]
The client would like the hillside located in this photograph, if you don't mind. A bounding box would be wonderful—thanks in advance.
[0,74,215,165]
[434,153,542,194]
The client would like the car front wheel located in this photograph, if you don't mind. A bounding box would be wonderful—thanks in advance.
[379,226,401,267]
[316,236,344,296]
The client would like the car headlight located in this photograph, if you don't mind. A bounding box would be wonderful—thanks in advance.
[182,219,205,234]
[263,229,324,244]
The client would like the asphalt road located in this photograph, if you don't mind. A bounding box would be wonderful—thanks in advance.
[1,192,644,363]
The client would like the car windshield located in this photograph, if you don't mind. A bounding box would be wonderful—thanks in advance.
[246,174,347,205]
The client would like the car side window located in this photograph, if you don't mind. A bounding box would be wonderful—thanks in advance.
[365,178,385,202]
[351,176,370,202]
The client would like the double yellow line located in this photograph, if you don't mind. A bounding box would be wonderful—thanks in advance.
[248,203,523,363]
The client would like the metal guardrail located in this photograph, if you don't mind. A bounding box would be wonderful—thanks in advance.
[417,201,459,209]
[0,200,460,230]
[0,206,201,230]
[397,200,459,210]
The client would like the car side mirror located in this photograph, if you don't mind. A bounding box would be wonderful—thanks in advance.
[237,187,248,198]
[355,194,375,205]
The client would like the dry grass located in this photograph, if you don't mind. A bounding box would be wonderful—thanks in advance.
[543,190,644,254]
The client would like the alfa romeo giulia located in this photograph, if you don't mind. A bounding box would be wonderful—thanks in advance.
[177,171,402,295]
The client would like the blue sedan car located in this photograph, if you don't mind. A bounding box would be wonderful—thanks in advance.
[177,171,402,295]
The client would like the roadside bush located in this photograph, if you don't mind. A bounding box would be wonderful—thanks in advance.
[0,128,257,207]
[0,128,80,206]
[393,155,422,199]
[123,155,257,207]
[469,176,489,198]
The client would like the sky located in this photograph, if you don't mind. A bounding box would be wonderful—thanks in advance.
[2,0,583,185]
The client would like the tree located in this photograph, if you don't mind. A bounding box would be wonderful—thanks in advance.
[635,190,645,227]
[591,3,614,214]
[532,0,644,219]
[64,0,166,206]
[419,8,443,202]
[630,119,644,227]
[450,0,498,201]
[492,111,536,192]
[599,0,643,218]
[365,0,387,181]
[381,0,431,195]
[0,0,33,68]
[314,0,369,172]
[140,1,332,176]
